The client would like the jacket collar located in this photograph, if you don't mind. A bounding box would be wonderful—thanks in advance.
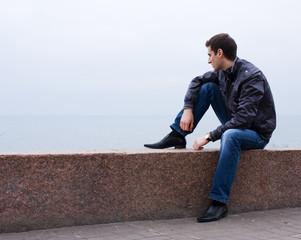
[222,57,241,81]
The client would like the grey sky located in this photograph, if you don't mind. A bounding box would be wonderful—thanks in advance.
[0,0,300,115]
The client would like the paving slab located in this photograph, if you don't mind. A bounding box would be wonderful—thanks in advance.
[0,207,301,240]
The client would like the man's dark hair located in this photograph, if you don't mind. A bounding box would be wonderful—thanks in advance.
[205,33,237,61]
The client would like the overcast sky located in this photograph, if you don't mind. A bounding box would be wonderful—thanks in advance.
[0,0,300,116]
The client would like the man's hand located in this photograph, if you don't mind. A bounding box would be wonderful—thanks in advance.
[180,109,194,132]
[193,136,209,150]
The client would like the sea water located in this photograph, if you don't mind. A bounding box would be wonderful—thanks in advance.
[0,114,300,152]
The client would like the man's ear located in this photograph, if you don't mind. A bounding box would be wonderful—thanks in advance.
[217,48,223,57]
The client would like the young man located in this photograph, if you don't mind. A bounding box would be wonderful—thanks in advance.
[144,33,276,222]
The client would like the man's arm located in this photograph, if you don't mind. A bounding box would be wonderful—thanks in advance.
[183,71,218,109]
[180,71,218,132]
[210,77,265,141]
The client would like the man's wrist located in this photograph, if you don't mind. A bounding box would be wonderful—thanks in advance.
[204,133,211,142]
[183,108,193,113]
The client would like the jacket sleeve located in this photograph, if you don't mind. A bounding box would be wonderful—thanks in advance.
[210,77,265,141]
[183,71,218,109]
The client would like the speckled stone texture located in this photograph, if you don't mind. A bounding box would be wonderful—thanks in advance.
[0,149,300,233]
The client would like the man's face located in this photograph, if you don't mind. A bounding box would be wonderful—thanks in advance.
[207,47,222,71]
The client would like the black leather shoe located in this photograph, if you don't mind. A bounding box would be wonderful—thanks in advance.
[144,130,186,149]
[197,204,228,222]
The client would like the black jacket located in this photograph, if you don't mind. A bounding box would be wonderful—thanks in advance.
[184,57,276,141]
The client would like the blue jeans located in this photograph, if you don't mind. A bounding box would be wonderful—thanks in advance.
[170,82,269,203]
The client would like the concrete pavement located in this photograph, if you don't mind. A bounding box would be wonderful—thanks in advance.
[0,207,301,240]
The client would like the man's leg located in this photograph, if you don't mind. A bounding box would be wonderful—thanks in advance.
[197,129,269,222]
[209,129,269,203]
[170,82,230,136]
[144,82,229,149]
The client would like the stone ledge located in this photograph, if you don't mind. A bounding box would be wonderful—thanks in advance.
[0,149,300,233]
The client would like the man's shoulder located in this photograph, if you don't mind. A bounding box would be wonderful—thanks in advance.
[196,71,218,80]
[236,58,262,80]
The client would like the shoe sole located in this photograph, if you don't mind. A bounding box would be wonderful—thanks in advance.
[144,145,186,149]
[197,211,228,223]
[175,145,186,149]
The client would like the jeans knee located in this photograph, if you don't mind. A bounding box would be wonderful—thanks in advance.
[221,129,240,143]
[220,129,242,157]
[199,82,220,98]
[201,82,219,91]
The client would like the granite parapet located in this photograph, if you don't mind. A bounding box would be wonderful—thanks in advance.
[0,149,300,233]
